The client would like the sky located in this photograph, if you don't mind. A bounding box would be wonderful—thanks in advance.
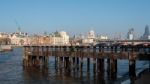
[0,0,150,38]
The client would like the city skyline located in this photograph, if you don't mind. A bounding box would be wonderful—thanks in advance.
[0,0,150,36]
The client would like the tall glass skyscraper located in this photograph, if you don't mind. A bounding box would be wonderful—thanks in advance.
[143,25,150,36]
[142,25,150,40]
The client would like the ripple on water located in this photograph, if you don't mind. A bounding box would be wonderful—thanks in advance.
[0,48,149,84]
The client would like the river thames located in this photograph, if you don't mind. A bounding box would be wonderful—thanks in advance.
[0,48,149,84]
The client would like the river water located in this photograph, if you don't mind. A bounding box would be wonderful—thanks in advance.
[0,48,149,84]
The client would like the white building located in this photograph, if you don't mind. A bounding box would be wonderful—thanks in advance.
[127,28,134,40]
[52,31,69,45]
[128,34,134,40]
[9,31,29,45]
[0,32,9,38]
[87,30,95,39]
[82,30,95,44]
[59,31,70,44]
[98,35,108,40]
[10,34,25,45]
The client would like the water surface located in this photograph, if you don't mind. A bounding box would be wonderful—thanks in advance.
[0,48,149,84]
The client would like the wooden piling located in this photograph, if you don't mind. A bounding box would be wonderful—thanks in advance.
[87,58,90,72]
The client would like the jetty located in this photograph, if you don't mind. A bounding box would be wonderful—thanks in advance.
[23,40,150,81]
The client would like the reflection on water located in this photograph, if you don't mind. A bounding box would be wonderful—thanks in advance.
[0,48,149,84]
[23,59,106,84]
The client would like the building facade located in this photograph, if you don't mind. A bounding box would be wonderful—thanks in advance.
[82,30,95,44]
[127,28,134,40]
[29,31,70,45]
[51,31,69,45]
[141,25,150,40]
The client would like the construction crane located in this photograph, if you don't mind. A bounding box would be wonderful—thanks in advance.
[14,20,21,33]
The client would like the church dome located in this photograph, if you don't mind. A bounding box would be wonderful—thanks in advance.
[89,30,94,35]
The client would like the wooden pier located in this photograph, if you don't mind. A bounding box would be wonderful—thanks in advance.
[23,44,150,81]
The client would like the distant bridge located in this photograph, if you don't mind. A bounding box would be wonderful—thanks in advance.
[96,39,150,46]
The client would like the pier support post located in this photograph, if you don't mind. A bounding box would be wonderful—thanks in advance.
[107,58,110,77]
[23,46,30,67]
[108,55,116,80]
[115,59,117,74]
[129,51,136,83]
[60,57,63,63]
[93,58,96,74]
[64,57,70,69]
[87,58,90,72]
[80,57,83,71]
[110,58,117,80]
[55,57,58,69]
[77,57,79,70]
[97,58,104,74]
[71,57,74,69]
[97,58,105,84]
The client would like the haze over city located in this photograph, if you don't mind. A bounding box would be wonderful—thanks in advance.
[1,0,150,84]
[0,0,150,37]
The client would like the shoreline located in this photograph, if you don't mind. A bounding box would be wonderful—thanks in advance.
[121,68,150,84]
[135,68,150,84]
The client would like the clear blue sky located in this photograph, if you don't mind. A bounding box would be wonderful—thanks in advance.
[0,0,150,37]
